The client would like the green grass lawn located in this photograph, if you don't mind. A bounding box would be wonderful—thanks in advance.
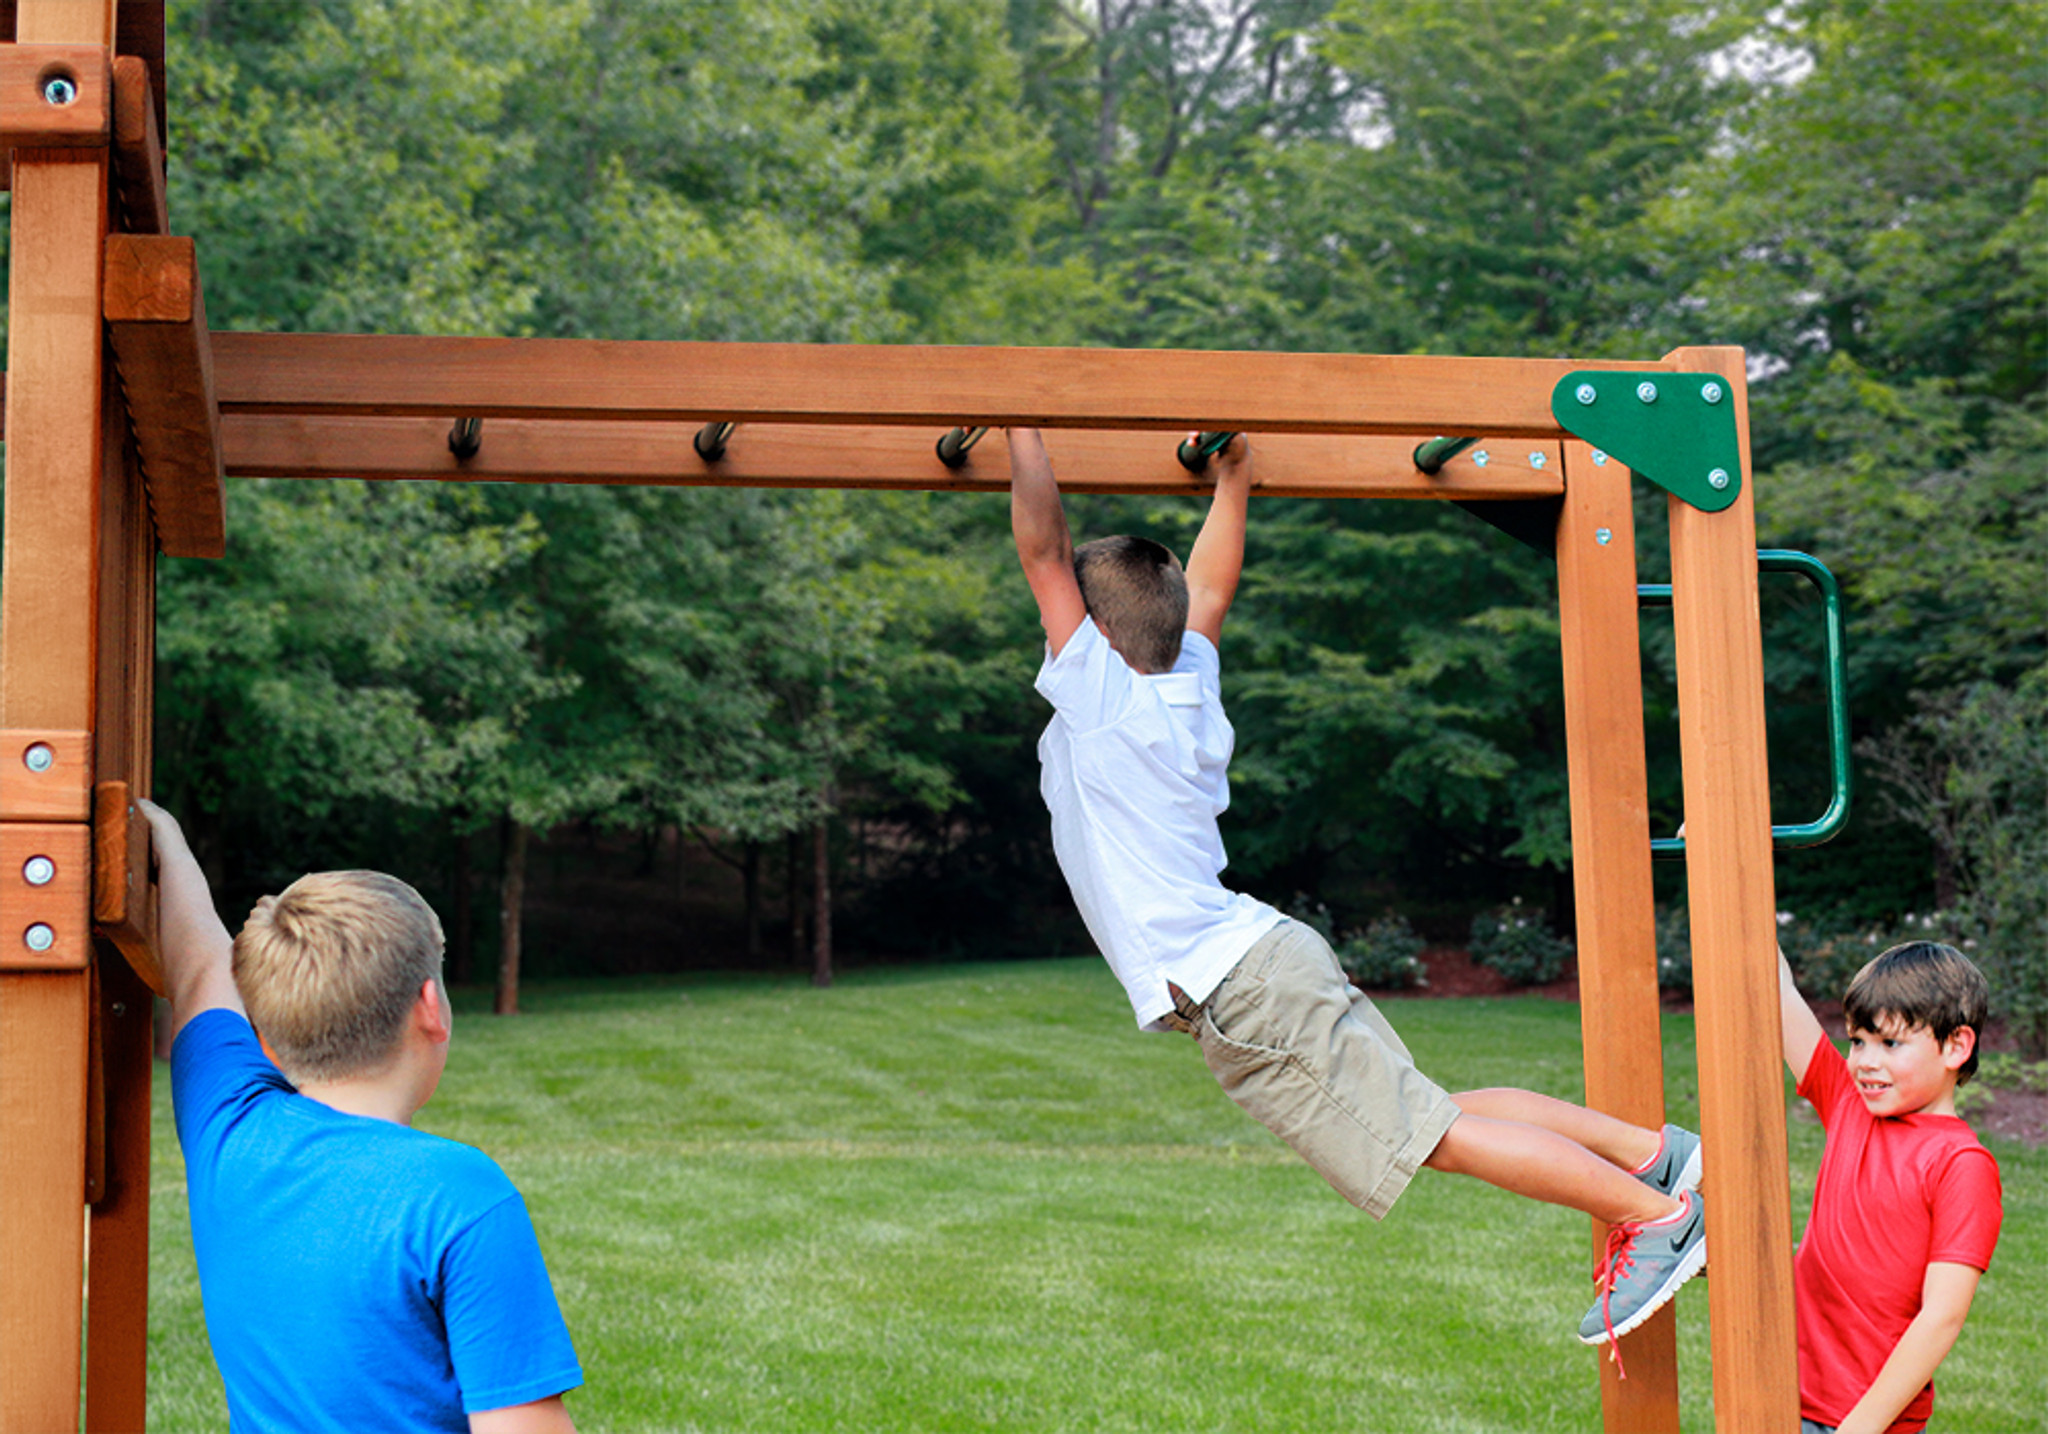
[146,960,2046,1432]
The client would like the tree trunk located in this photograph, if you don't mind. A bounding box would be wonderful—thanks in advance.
[449,828,473,985]
[786,831,804,965]
[743,840,762,961]
[811,815,833,988]
[495,818,528,1016]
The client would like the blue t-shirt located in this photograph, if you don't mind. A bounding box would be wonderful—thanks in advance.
[172,1009,582,1432]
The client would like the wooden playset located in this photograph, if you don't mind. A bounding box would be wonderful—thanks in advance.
[1,4,1814,1429]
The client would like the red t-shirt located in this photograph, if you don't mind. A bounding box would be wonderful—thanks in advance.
[1794,1031,2002,1433]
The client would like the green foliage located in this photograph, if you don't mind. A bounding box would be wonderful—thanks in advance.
[1468,899,1572,986]
[1336,913,1430,991]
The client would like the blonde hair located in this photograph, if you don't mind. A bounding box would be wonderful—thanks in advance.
[233,871,445,1083]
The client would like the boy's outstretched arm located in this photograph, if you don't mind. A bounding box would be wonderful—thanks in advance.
[1779,942,1826,1082]
[1186,434,1252,646]
[1832,1261,1982,1434]
[135,799,245,1038]
[1008,427,1086,655]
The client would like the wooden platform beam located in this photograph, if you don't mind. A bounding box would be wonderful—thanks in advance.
[219,414,1564,500]
[211,331,1666,437]
[110,52,164,234]
[104,232,227,557]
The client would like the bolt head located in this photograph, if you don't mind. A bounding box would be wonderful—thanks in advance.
[1595,528,1613,546]
[41,74,79,106]
[1575,383,1598,406]
[1472,450,1490,467]
[1591,449,1609,466]
[22,856,55,887]
[23,743,55,773]
[1528,451,1547,469]
[1701,381,1724,405]
[111,1002,128,1018]
[24,923,56,953]
[1636,381,1660,404]
[1708,467,1731,490]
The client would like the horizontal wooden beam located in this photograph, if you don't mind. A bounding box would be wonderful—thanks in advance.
[104,235,226,558]
[223,415,1564,500]
[0,41,109,149]
[211,332,1667,439]
[110,55,163,235]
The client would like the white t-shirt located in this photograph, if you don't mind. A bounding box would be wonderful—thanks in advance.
[1035,617,1284,1029]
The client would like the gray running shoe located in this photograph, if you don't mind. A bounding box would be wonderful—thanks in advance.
[1635,1124,1703,1198]
[1578,1190,1707,1348]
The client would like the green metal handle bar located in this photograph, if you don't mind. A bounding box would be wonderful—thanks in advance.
[695,421,737,461]
[1177,431,1238,472]
[936,426,989,469]
[1412,435,1478,475]
[1639,549,1852,858]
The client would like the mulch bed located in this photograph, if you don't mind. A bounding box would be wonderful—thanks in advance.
[1368,947,2045,1148]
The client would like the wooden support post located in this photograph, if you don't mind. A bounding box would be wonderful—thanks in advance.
[1556,442,1681,1429]
[1,4,121,1428]
[1663,347,1799,1432]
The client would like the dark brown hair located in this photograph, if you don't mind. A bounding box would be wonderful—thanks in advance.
[1073,535,1188,673]
[1842,941,1990,1085]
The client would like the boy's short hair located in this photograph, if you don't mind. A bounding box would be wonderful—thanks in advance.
[1073,535,1188,673]
[233,871,445,1084]
[1843,941,1990,1085]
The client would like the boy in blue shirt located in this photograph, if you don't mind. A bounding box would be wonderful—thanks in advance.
[1008,428,1706,1356]
[143,800,583,1433]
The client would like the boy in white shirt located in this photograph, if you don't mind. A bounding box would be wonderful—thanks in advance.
[1009,427,1706,1355]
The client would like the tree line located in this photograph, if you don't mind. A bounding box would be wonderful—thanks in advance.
[5,0,2035,1043]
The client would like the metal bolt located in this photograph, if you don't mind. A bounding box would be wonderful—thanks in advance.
[1595,528,1613,546]
[41,74,78,106]
[1575,383,1598,406]
[24,924,56,953]
[1701,381,1724,405]
[1472,450,1490,467]
[1636,381,1659,404]
[24,743,55,774]
[22,856,55,887]
[1708,467,1731,490]
[111,1002,127,1018]
[1591,450,1609,467]
[1528,451,1547,469]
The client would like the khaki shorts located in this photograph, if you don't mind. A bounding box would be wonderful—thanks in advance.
[1178,919,1460,1219]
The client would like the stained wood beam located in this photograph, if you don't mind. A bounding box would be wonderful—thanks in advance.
[223,414,1564,500]
[212,332,1666,439]
[0,41,110,149]
[110,53,163,234]
[104,233,227,558]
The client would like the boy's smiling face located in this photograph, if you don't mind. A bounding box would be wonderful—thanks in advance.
[1846,1013,1974,1119]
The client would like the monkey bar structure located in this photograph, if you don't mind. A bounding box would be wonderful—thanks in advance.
[0,5,1799,1431]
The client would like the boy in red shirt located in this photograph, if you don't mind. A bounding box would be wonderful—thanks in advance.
[1779,940,2003,1434]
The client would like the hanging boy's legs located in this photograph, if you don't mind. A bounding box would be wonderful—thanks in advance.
[1447,1089,1702,1200]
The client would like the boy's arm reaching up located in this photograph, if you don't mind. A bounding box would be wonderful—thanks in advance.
[1185,434,1252,647]
[135,799,245,1038]
[1008,427,1086,656]
[1779,942,1827,1083]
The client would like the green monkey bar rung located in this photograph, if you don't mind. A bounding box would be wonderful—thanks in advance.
[1177,431,1238,472]
[1412,435,1478,475]
[1640,549,1852,857]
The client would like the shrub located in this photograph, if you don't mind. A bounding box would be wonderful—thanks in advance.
[1338,914,1429,990]
[1469,900,1572,986]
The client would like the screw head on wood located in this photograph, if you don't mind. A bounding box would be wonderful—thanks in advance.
[1528,451,1547,469]
[1472,450,1490,467]
[40,73,79,106]
[24,924,56,953]
[23,743,56,773]
[22,856,55,887]
[1596,528,1613,546]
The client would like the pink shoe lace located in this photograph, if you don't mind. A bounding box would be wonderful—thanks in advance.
[1592,1220,1641,1380]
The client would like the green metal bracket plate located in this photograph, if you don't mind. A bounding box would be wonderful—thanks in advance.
[1551,371,1743,513]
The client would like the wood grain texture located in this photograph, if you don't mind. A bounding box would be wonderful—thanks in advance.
[223,414,1564,500]
[1555,443,1680,1429]
[105,234,226,557]
[211,330,1666,437]
[1664,347,1798,1433]
[109,53,164,234]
